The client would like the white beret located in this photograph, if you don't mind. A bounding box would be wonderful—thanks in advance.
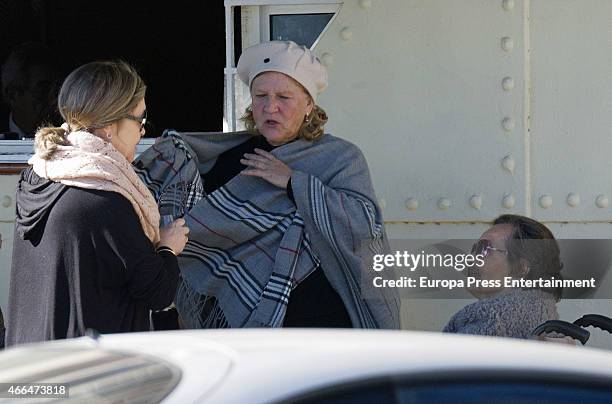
[237,41,328,102]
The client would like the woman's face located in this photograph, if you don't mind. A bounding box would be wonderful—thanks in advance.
[467,223,513,298]
[251,72,313,146]
[113,98,146,162]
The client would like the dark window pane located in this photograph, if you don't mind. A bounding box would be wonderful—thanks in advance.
[270,13,334,48]
[397,382,612,404]
[288,381,395,404]
[284,377,612,404]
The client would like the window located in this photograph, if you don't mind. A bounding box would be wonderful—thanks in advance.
[285,375,612,404]
[287,380,395,404]
[260,4,340,49]
[396,381,612,404]
[270,13,334,48]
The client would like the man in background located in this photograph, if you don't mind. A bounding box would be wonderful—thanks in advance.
[1,42,61,139]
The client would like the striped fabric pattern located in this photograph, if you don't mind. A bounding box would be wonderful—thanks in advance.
[307,175,378,328]
[134,130,400,329]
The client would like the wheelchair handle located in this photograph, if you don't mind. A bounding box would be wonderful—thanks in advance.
[574,314,612,334]
[532,320,590,345]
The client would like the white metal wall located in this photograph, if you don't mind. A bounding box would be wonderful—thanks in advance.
[237,0,612,347]
[309,0,612,225]
[0,175,17,318]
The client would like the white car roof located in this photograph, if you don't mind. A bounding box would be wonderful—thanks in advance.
[2,329,612,403]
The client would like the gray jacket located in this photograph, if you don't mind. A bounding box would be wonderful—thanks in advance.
[443,289,558,339]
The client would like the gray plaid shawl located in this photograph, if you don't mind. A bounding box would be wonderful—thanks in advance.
[134,130,400,329]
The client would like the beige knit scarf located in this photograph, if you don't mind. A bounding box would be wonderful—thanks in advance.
[29,130,160,244]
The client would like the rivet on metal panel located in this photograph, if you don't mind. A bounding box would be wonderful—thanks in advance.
[405,198,419,211]
[359,0,372,9]
[566,193,580,207]
[469,195,483,210]
[502,0,515,11]
[502,77,514,91]
[2,195,11,208]
[502,193,515,209]
[340,27,353,41]
[437,198,452,210]
[501,155,515,174]
[596,195,609,208]
[320,53,333,67]
[539,195,553,209]
[502,117,515,132]
[501,37,514,52]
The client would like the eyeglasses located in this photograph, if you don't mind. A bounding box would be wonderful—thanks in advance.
[471,239,508,258]
[124,110,147,133]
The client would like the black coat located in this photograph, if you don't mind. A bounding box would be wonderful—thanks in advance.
[6,167,179,346]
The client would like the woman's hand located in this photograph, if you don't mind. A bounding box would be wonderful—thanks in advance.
[536,333,579,345]
[158,218,190,255]
[240,148,292,189]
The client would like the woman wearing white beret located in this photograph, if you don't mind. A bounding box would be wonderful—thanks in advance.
[136,41,400,329]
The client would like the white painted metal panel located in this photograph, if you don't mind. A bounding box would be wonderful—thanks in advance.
[314,0,527,221]
[530,0,612,222]
[0,174,17,318]
[233,0,612,228]
[233,0,612,347]
[0,221,15,317]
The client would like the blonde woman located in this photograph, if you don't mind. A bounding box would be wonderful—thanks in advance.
[139,41,399,329]
[6,61,189,346]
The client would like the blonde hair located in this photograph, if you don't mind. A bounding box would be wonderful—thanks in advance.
[35,60,146,159]
[241,103,328,142]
